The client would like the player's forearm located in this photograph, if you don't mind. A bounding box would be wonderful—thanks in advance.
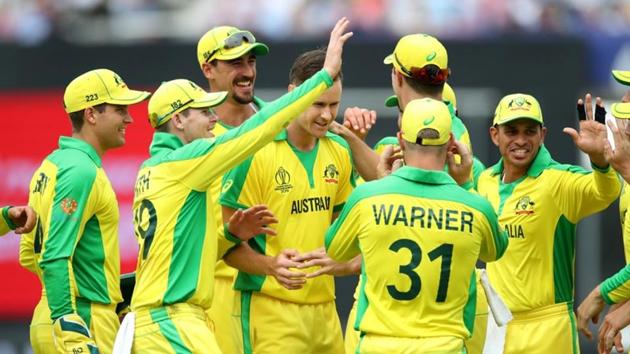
[224,243,273,275]
[41,258,74,320]
[339,130,379,181]
[194,69,334,185]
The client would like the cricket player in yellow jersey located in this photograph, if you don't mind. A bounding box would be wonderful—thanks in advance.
[129,18,352,353]
[0,205,35,236]
[196,24,270,354]
[475,92,621,353]
[219,47,358,354]
[326,97,508,354]
[21,68,150,353]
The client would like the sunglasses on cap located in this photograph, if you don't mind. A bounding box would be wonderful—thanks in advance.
[205,31,256,63]
[394,53,449,85]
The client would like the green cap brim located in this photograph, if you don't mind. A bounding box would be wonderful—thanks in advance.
[212,43,269,61]
[612,102,630,119]
[190,91,229,109]
[612,70,630,86]
[385,95,398,107]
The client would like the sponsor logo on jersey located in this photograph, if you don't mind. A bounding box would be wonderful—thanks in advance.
[514,195,535,215]
[61,198,78,215]
[323,164,339,184]
[274,167,293,193]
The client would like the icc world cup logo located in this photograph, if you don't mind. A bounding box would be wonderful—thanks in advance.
[274,167,293,193]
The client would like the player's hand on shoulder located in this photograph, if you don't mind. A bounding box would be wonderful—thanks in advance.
[342,107,377,140]
[323,17,353,80]
[446,138,473,186]
[270,249,307,290]
[227,205,278,241]
[377,145,403,179]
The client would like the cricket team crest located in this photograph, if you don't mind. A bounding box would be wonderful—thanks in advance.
[274,167,293,193]
[515,195,535,215]
[323,164,339,184]
[507,96,532,112]
[61,197,78,215]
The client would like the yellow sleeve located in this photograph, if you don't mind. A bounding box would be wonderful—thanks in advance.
[19,231,38,274]
[0,206,14,236]
[552,166,621,223]
[161,70,333,191]
[325,200,364,262]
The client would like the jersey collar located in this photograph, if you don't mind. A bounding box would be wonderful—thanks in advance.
[149,132,184,156]
[392,166,457,185]
[273,129,335,141]
[58,136,102,167]
[489,144,553,178]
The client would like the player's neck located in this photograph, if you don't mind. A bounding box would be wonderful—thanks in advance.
[214,99,256,127]
[501,164,528,184]
[72,131,105,157]
[400,89,442,110]
[404,154,445,171]
[287,122,317,151]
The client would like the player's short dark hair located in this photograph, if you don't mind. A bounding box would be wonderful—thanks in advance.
[68,103,106,132]
[289,48,342,85]
[403,76,444,97]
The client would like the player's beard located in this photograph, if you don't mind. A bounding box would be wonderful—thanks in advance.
[232,90,254,104]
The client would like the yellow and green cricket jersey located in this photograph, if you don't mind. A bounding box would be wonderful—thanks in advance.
[619,182,630,263]
[130,69,334,311]
[601,264,630,304]
[477,145,621,312]
[325,166,508,338]
[211,98,266,280]
[25,137,122,320]
[1,206,15,236]
[220,130,355,304]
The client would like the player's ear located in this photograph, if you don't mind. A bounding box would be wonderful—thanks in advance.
[172,114,185,130]
[201,62,214,80]
[287,83,296,92]
[84,107,97,125]
[489,125,500,147]
[396,132,405,152]
[540,125,547,143]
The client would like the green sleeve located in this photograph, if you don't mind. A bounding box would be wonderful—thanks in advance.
[220,157,255,211]
[161,69,334,191]
[601,264,630,305]
[1,206,15,236]
[40,162,97,320]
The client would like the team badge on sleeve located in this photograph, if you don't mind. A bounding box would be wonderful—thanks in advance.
[60,198,78,215]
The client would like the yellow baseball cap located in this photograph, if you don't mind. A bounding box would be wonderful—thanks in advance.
[148,79,228,128]
[612,70,630,86]
[493,93,543,125]
[197,26,269,68]
[384,34,448,78]
[611,102,630,119]
[63,69,150,113]
[385,83,457,109]
[400,98,452,146]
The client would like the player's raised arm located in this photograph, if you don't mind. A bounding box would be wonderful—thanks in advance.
[163,18,354,190]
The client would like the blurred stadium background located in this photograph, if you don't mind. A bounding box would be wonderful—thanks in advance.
[1,0,630,353]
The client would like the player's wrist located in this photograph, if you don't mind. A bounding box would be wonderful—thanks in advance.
[224,222,244,244]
